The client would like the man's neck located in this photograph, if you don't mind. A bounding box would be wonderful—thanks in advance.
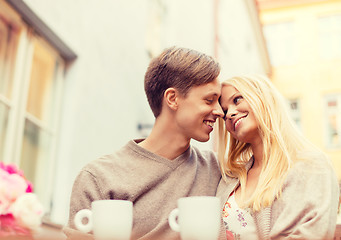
[138,118,190,160]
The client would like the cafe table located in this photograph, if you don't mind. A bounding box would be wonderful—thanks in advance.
[0,222,66,240]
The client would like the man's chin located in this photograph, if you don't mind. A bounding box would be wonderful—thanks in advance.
[192,135,210,143]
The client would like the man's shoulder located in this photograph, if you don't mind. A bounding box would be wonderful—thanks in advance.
[81,141,134,174]
[190,145,218,164]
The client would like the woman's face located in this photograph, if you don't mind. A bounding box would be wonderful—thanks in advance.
[220,84,261,146]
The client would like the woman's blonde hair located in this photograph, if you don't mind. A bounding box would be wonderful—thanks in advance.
[218,74,323,211]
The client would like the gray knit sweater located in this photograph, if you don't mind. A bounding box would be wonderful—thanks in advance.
[216,155,339,240]
[64,139,223,240]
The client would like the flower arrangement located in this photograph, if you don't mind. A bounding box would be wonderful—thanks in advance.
[0,162,44,237]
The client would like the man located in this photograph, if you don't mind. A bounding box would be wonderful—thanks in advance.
[64,46,224,239]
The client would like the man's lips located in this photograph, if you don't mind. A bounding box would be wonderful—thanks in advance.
[204,120,214,128]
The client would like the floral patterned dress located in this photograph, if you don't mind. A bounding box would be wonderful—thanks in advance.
[222,192,258,240]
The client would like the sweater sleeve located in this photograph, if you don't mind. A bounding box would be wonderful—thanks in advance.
[63,169,104,239]
[270,159,339,240]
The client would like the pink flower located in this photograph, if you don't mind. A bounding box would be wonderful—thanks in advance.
[0,169,28,214]
[0,162,43,236]
[0,162,33,193]
[10,193,44,232]
[0,162,24,176]
[226,230,234,240]
[26,182,33,193]
[0,214,31,236]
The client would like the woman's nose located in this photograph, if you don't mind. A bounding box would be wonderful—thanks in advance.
[225,107,237,120]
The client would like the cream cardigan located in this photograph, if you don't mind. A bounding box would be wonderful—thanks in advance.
[216,155,339,240]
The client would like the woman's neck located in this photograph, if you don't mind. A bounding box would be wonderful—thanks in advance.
[251,142,263,169]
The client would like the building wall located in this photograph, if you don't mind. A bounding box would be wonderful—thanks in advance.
[23,0,151,224]
[218,0,271,80]
[257,0,341,178]
[22,0,269,224]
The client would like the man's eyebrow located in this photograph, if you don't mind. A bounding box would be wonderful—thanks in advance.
[205,92,220,97]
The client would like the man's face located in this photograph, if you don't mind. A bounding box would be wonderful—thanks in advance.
[175,78,224,142]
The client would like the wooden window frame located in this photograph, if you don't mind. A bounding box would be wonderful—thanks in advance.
[1,0,77,215]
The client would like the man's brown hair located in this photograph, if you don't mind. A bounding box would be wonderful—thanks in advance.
[144,46,220,118]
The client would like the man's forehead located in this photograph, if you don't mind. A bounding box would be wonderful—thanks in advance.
[188,81,221,96]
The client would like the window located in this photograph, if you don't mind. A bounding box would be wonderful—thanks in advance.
[318,14,341,60]
[145,0,167,58]
[324,94,341,148]
[263,21,298,66]
[288,98,301,129]
[0,1,20,160]
[0,0,76,214]
[19,37,65,207]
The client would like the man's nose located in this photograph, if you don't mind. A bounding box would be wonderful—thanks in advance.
[213,102,224,118]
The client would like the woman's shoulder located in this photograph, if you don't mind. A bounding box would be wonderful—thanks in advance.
[290,151,334,177]
[283,151,338,193]
[269,152,339,240]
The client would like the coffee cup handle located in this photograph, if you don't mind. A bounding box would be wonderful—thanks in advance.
[168,208,180,232]
[74,209,93,233]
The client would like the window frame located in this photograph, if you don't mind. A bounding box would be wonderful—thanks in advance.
[324,94,341,149]
[1,0,76,215]
[287,98,302,130]
[263,21,299,66]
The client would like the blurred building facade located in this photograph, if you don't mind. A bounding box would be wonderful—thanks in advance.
[0,0,270,225]
[257,0,341,178]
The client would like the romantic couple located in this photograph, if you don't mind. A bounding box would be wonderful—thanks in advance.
[64,46,339,240]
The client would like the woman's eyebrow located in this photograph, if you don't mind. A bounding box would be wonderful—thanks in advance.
[227,93,238,102]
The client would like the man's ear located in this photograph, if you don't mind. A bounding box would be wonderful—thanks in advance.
[164,88,178,110]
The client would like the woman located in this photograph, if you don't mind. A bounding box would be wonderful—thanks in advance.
[217,74,339,240]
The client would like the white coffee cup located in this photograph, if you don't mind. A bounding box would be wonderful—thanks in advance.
[168,196,221,240]
[74,200,133,240]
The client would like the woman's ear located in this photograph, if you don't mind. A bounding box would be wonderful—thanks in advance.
[164,88,178,110]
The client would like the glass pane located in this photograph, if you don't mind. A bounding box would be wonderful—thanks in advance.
[326,114,340,147]
[26,38,59,126]
[335,15,341,27]
[0,102,9,159]
[0,18,19,99]
[288,99,301,129]
[263,22,296,66]
[290,101,298,110]
[318,15,341,59]
[328,100,338,108]
[325,95,341,148]
[20,119,52,205]
[318,16,330,30]
[335,33,341,57]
